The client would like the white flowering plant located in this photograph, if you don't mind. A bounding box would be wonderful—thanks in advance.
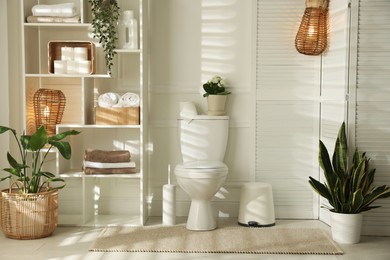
[202,76,231,97]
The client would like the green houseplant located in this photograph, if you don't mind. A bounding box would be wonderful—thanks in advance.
[202,76,231,116]
[309,122,390,243]
[202,75,231,97]
[0,125,80,239]
[89,0,120,76]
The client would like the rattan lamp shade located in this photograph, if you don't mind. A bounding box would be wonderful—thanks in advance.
[295,0,329,56]
[33,89,66,136]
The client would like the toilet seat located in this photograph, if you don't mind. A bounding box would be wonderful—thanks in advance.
[175,161,228,178]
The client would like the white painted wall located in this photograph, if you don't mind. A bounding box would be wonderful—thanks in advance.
[148,0,254,217]
[0,0,9,190]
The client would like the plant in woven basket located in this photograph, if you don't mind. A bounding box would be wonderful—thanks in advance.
[0,125,80,193]
[89,0,120,76]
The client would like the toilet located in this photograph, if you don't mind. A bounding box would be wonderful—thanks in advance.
[175,114,229,231]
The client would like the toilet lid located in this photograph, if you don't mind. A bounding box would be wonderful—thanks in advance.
[177,161,227,170]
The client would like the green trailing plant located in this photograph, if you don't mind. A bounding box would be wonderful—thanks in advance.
[203,76,231,97]
[89,0,120,76]
[309,122,390,214]
[0,125,80,193]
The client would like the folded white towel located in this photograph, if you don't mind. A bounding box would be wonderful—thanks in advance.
[119,92,140,107]
[98,92,121,107]
[84,161,136,169]
[32,3,77,17]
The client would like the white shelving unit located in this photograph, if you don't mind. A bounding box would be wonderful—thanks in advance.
[20,0,149,227]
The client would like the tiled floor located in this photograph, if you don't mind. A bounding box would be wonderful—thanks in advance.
[1,218,390,260]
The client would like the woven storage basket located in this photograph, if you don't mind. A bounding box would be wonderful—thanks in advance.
[0,182,58,240]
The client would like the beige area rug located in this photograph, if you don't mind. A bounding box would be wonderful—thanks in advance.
[90,220,343,255]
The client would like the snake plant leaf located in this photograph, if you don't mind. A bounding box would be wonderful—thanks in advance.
[362,168,376,194]
[309,176,333,204]
[359,185,390,212]
[351,189,364,213]
[28,126,47,151]
[332,122,348,177]
[351,159,366,193]
[318,140,337,186]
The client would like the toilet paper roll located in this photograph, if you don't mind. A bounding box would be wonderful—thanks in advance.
[179,102,197,118]
[54,60,67,74]
[74,47,88,61]
[66,60,78,74]
[78,60,92,74]
[61,47,74,61]
[163,184,176,226]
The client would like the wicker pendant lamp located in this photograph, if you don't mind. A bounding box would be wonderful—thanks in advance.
[295,0,329,55]
[33,89,66,136]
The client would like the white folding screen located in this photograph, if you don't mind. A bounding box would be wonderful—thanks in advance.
[353,0,390,236]
[256,0,320,219]
[256,0,349,219]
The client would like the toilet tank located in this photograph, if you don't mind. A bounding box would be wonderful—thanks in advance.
[179,115,229,162]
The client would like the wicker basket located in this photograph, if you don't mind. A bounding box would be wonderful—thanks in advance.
[0,182,58,239]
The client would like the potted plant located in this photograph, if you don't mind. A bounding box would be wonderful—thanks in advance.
[0,125,80,239]
[89,0,120,76]
[309,122,390,244]
[203,75,231,116]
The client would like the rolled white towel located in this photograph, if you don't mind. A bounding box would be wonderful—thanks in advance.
[32,3,77,17]
[98,92,121,108]
[119,92,140,107]
[84,161,136,169]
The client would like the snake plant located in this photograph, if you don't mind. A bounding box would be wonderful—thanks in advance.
[309,122,390,213]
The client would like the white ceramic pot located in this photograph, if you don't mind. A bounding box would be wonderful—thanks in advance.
[207,95,227,116]
[330,211,363,244]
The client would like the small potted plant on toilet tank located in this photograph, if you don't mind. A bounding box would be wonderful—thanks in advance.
[203,76,231,116]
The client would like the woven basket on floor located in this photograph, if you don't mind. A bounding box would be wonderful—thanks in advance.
[0,182,58,240]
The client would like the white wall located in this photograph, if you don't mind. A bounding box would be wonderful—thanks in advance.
[0,0,9,190]
[148,0,254,217]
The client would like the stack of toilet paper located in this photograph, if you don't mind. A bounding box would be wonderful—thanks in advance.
[54,46,91,74]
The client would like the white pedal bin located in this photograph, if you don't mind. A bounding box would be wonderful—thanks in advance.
[238,182,275,227]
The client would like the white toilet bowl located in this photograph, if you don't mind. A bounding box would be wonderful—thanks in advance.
[175,161,228,231]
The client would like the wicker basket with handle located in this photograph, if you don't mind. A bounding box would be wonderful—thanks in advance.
[0,181,58,239]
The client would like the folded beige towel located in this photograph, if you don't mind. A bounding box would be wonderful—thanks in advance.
[27,15,80,23]
[84,149,130,163]
[84,167,137,175]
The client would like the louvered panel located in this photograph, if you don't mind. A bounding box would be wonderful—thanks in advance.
[256,0,320,101]
[355,0,390,235]
[255,101,317,218]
